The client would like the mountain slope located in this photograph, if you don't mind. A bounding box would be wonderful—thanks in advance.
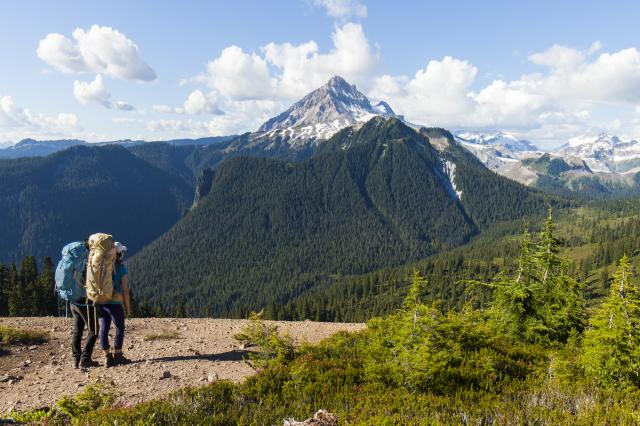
[0,145,192,262]
[129,118,556,316]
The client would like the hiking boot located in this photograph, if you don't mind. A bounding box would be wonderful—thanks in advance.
[113,352,132,365]
[105,353,115,368]
[79,358,100,368]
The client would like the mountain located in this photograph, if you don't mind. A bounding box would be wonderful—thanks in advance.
[0,135,237,160]
[0,139,88,159]
[455,131,640,197]
[557,133,640,174]
[456,131,538,153]
[0,145,193,262]
[259,75,395,136]
[129,118,557,316]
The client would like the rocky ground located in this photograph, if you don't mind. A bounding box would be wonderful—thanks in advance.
[0,317,365,413]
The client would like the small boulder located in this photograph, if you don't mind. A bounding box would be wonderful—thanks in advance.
[284,409,338,426]
[160,371,171,380]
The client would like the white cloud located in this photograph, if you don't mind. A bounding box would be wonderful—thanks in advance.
[263,22,378,99]
[588,40,603,55]
[313,0,367,20]
[529,44,585,71]
[146,119,210,136]
[0,94,82,141]
[152,104,175,114]
[369,56,478,126]
[73,74,111,107]
[183,90,222,115]
[205,46,275,100]
[37,25,156,81]
[112,117,141,125]
[367,42,640,146]
[115,101,135,111]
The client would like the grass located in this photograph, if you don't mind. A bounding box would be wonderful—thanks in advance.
[143,330,180,341]
[0,325,49,345]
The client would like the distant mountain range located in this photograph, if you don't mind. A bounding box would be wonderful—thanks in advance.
[454,131,640,196]
[0,135,237,160]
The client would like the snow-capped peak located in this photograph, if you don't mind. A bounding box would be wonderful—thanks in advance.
[257,76,396,139]
[455,131,538,153]
[557,133,640,173]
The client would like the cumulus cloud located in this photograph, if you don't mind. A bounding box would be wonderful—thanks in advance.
[183,90,223,115]
[73,74,111,107]
[0,94,82,141]
[313,0,367,20]
[367,42,640,146]
[177,22,377,134]
[205,46,275,100]
[199,22,376,103]
[37,25,156,81]
[263,22,377,98]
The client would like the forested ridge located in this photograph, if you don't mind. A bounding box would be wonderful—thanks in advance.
[277,199,640,322]
[128,118,559,317]
[0,145,192,262]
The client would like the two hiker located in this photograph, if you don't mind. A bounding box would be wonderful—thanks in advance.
[55,233,131,368]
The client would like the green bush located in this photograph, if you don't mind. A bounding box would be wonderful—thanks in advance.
[233,311,295,370]
[0,325,48,345]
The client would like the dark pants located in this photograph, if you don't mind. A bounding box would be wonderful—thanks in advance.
[70,303,99,361]
[99,304,125,350]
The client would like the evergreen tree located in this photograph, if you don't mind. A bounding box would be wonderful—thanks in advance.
[582,255,640,387]
[0,263,8,316]
[464,211,585,344]
[37,257,56,316]
[175,298,186,318]
[19,256,39,316]
[532,208,585,342]
[7,263,21,316]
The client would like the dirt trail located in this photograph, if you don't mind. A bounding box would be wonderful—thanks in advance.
[0,317,365,413]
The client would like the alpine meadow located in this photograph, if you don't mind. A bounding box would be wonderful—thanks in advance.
[3,1,640,425]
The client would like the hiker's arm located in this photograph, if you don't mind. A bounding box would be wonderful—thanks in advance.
[122,275,131,318]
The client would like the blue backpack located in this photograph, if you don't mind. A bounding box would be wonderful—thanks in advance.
[55,241,88,303]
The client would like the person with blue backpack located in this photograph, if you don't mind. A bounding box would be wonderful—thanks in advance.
[55,240,100,369]
[97,241,132,367]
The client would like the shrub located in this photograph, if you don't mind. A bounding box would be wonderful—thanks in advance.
[143,330,180,341]
[234,311,295,369]
[0,325,48,345]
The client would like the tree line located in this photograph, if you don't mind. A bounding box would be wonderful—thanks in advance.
[0,256,57,316]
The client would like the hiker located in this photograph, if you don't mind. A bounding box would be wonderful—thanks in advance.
[55,239,100,368]
[97,241,132,367]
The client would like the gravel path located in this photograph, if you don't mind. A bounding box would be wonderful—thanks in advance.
[0,317,365,413]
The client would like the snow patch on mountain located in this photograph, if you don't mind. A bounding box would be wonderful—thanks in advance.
[256,76,396,146]
[440,159,462,200]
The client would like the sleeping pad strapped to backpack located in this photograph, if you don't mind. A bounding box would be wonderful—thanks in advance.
[86,233,116,304]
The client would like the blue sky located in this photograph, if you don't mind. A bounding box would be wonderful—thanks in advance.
[1,0,640,148]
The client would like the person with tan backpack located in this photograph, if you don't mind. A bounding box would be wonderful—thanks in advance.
[97,241,132,367]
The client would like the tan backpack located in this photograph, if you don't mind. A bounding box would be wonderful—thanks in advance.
[86,233,116,303]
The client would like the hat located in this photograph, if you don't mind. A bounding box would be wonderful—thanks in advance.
[115,242,127,254]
